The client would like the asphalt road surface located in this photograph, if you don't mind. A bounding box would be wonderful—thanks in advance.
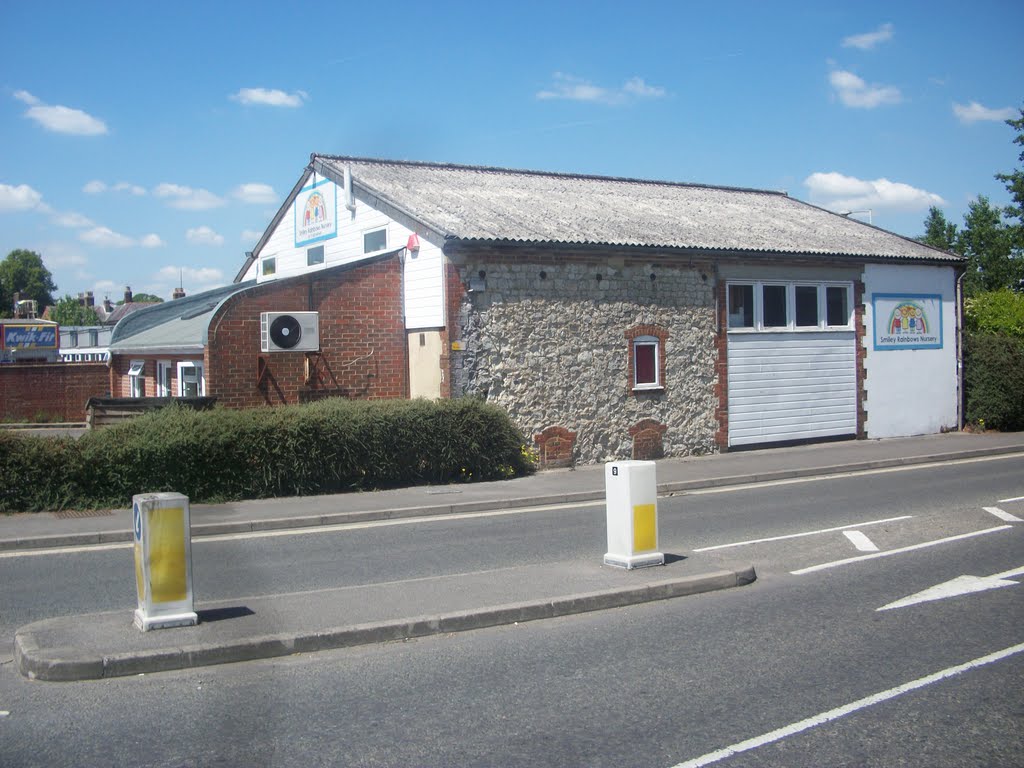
[1,454,1022,767]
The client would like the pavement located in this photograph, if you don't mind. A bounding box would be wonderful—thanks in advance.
[8,430,1024,682]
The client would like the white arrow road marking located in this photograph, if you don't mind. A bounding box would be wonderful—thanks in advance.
[843,530,879,552]
[877,574,1020,611]
[998,495,1024,503]
[692,515,911,552]
[671,642,1024,768]
[984,506,1022,522]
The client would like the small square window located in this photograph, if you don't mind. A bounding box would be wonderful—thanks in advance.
[826,286,850,326]
[307,245,324,266]
[795,286,819,327]
[728,284,754,328]
[762,285,788,328]
[631,334,663,390]
[363,228,387,253]
[262,257,276,276]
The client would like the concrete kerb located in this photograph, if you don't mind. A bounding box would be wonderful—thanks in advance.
[3,443,1022,553]
[14,565,756,681]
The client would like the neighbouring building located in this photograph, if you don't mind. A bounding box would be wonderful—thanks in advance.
[108,155,963,466]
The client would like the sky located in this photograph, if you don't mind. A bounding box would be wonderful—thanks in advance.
[1,1,1021,306]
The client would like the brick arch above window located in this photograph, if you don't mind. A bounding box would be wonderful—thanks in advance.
[625,324,669,394]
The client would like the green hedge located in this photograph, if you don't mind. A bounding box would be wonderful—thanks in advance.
[964,332,1024,432]
[0,398,536,513]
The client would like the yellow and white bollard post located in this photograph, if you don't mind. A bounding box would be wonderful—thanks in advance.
[132,492,198,631]
[603,460,664,569]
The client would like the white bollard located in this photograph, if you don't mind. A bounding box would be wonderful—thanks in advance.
[132,492,198,631]
[603,460,664,569]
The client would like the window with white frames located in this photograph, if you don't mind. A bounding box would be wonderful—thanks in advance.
[363,227,387,254]
[177,361,204,397]
[128,360,145,398]
[633,336,660,389]
[727,281,852,331]
[157,360,173,397]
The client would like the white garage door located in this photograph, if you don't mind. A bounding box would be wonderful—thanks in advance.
[727,331,857,447]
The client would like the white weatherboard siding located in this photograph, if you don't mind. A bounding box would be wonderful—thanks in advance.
[862,264,957,438]
[728,332,857,446]
[244,178,443,330]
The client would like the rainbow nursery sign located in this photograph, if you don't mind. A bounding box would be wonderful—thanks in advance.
[872,293,943,351]
[294,177,338,247]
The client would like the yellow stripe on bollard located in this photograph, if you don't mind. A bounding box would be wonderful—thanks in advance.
[632,503,657,552]
[147,506,188,603]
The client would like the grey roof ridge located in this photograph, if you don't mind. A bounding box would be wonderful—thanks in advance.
[312,153,790,198]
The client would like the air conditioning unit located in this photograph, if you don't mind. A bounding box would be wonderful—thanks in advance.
[260,311,320,352]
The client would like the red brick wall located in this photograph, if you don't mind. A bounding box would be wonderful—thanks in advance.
[206,255,408,408]
[439,259,464,399]
[0,363,110,421]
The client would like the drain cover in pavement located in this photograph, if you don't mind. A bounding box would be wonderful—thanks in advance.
[53,509,116,519]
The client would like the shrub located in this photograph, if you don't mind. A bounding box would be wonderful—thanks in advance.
[964,289,1024,338]
[963,333,1024,431]
[0,398,535,513]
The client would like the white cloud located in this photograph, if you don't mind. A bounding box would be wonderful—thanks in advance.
[537,72,667,105]
[153,183,226,210]
[0,183,44,211]
[113,181,147,196]
[623,77,667,98]
[842,23,894,50]
[804,172,945,212]
[230,88,308,107]
[241,229,264,243]
[157,265,225,285]
[829,69,901,108]
[53,211,95,228]
[79,226,136,248]
[85,179,146,196]
[953,101,1017,124]
[232,183,277,205]
[14,90,108,135]
[186,226,225,246]
[139,234,165,248]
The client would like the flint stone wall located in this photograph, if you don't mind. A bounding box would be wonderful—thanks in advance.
[451,258,718,464]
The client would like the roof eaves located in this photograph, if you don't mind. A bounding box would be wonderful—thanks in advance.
[235,166,316,282]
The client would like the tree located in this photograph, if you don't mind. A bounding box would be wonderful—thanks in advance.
[994,105,1024,233]
[920,206,959,252]
[50,295,102,326]
[957,196,1019,296]
[116,292,163,305]
[0,249,57,317]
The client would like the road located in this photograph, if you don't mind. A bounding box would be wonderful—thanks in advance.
[1,454,1022,767]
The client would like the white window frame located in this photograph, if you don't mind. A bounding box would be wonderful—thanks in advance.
[157,360,173,397]
[632,335,661,391]
[261,256,276,277]
[177,361,205,397]
[128,360,145,398]
[726,281,853,333]
[363,226,387,254]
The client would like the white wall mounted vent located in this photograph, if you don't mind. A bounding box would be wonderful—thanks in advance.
[260,311,320,352]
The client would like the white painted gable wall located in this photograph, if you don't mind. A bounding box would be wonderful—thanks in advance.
[240,181,444,329]
[862,263,958,438]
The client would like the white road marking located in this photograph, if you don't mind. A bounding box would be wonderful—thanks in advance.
[984,506,1022,522]
[692,516,911,552]
[842,530,879,552]
[878,571,1022,611]
[790,525,1013,575]
[671,641,1024,768]
[0,541,130,558]
[998,495,1024,503]
[683,452,1024,497]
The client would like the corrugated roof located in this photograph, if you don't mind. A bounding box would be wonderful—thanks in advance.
[109,282,255,352]
[313,155,959,262]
